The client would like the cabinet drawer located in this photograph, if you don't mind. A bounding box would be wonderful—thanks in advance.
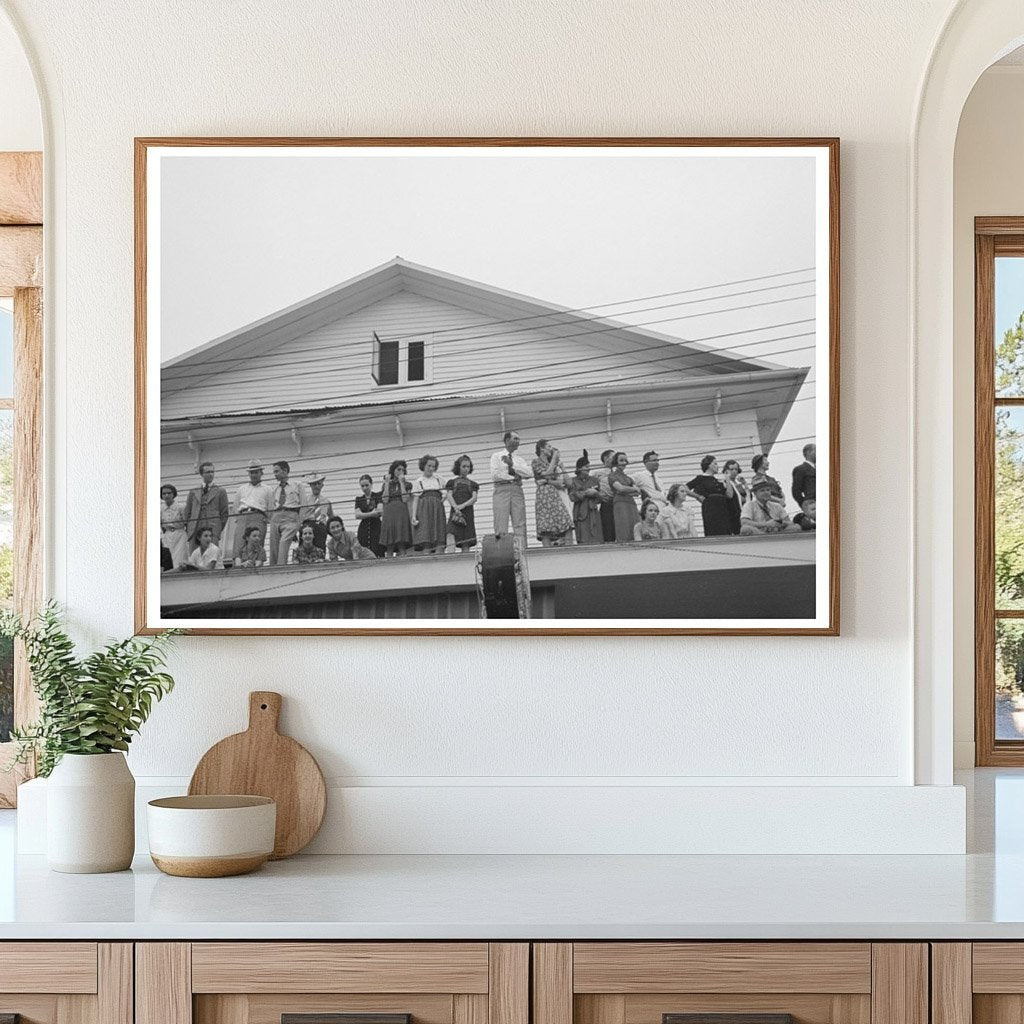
[572,944,872,994]
[191,943,491,994]
[0,942,99,994]
[139,942,528,1024]
[534,944,925,1024]
[0,943,130,1024]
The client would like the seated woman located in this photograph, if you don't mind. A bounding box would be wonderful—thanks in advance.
[184,526,220,570]
[658,483,694,538]
[633,500,664,541]
[326,515,376,561]
[291,523,326,564]
[236,525,266,567]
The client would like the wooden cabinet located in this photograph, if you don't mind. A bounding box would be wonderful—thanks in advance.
[0,942,132,1024]
[532,944,928,1024]
[932,943,1024,1024]
[136,944,528,1024]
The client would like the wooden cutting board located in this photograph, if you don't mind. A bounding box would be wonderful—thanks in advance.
[188,691,327,859]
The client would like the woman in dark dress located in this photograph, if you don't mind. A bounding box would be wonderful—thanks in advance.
[445,455,479,552]
[353,474,384,557]
[608,451,642,543]
[379,459,413,557]
[686,454,735,537]
[750,453,786,506]
[722,458,749,536]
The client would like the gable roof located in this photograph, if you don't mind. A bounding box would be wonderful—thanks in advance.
[162,257,796,396]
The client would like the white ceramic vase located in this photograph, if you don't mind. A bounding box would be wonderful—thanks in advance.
[46,752,135,873]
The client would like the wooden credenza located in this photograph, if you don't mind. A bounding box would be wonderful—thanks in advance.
[4,940,1021,1024]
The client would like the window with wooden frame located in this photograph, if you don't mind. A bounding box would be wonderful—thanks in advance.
[0,151,44,806]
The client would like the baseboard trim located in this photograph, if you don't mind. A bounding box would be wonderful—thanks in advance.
[17,778,967,856]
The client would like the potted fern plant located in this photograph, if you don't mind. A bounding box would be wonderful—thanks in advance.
[2,603,179,873]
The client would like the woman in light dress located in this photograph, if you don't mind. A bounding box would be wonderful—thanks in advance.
[531,439,575,546]
[411,454,447,554]
[160,484,188,570]
[658,483,694,539]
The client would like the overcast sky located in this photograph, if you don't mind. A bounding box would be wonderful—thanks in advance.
[157,147,822,487]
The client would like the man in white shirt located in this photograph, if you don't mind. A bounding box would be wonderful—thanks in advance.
[489,430,532,543]
[740,479,802,535]
[232,459,273,562]
[303,471,334,550]
[631,450,669,511]
[267,460,312,566]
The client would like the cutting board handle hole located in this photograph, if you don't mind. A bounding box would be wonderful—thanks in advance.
[260,703,268,710]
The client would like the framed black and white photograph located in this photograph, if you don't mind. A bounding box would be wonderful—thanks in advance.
[135,137,838,635]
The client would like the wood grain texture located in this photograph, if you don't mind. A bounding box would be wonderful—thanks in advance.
[133,137,148,634]
[0,226,41,295]
[0,999,58,1024]
[14,286,43,732]
[663,1016,793,1024]
[0,152,42,224]
[971,944,1024,992]
[188,690,326,859]
[453,994,487,1024]
[196,994,248,1024]
[0,943,97,993]
[573,944,871,994]
[973,995,1024,1024]
[977,217,1024,236]
[534,945,572,1024]
[576,995,626,1024]
[191,943,489,994]
[136,943,192,1024]
[976,228,998,766]
[931,945,971,1024]
[869,945,927,1024]
[488,944,528,1024]
[282,1015,411,1024]
[134,136,840,638]
[243,994,451,1024]
[98,945,133,1024]
[625,995,869,1024]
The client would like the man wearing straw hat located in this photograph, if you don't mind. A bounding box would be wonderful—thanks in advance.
[303,471,334,552]
[231,458,273,563]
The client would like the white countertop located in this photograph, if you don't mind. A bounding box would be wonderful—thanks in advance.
[1,849,1023,940]
[1,769,1021,941]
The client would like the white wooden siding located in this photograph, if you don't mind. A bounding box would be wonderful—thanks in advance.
[160,404,796,554]
[162,290,711,421]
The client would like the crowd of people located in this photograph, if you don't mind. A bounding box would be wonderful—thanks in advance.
[159,435,817,572]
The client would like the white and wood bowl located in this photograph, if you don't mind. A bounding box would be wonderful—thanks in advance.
[147,795,276,877]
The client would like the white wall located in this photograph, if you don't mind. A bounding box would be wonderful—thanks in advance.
[0,0,973,852]
[952,66,1024,768]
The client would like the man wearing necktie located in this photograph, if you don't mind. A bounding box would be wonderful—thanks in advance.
[266,459,311,566]
[631,450,669,512]
[183,461,230,554]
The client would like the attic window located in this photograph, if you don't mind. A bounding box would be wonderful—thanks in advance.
[372,332,430,386]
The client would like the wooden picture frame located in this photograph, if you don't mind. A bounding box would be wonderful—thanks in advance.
[135,137,839,636]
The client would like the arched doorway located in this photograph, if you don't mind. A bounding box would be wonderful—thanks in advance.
[914,1,1024,784]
